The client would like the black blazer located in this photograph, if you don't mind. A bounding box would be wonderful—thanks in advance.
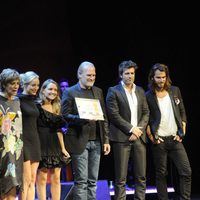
[106,83,149,143]
[145,86,187,139]
[61,83,109,154]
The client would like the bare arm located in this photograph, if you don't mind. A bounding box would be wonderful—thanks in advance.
[57,131,70,158]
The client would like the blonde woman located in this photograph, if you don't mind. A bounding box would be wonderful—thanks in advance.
[36,79,70,200]
[18,71,41,200]
[0,68,23,200]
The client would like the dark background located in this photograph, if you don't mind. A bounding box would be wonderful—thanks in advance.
[0,1,198,195]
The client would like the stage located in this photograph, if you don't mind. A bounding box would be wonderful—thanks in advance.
[15,180,200,199]
[35,180,175,200]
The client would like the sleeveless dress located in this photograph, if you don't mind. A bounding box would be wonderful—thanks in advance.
[18,94,41,161]
[0,95,23,197]
[37,104,67,168]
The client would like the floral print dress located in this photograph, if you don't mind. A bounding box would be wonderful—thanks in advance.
[0,95,23,197]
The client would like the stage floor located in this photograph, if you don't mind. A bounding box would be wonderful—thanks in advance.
[16,180,200,200]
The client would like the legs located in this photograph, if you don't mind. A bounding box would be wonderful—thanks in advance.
[152,143,168,200]
[87,141,101,199]
[36,168,48,200]
[132,140,146,200]
[113,140,146,200]
[50,168,61,200]
[0,187,16,200]
[169,142,192,200]
[37,167,62,200]
[112,142,130,200]
[20,161,39,200]
[72,141,101,200]
[153,139,192,200]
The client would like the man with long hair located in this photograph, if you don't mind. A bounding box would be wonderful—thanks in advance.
[146,63,192,200]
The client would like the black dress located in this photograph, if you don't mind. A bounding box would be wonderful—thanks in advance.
[37,104,66,169]
[18,94,41,161]
[0,95,23,197]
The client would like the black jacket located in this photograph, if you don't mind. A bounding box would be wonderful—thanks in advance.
[145,86,187,139]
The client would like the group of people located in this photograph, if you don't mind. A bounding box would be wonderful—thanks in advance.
[106,61,192,200]
[0,70,70,200]
[0,60,192,200]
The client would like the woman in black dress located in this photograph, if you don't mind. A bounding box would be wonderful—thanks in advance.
[36,79,70,200]
[0,68,23,200]
[18,71,41,200]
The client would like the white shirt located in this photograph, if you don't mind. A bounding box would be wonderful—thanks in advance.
[157,94,177,137]
[121,81,138,130]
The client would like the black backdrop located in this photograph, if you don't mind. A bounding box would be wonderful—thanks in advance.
[0,1,198,194]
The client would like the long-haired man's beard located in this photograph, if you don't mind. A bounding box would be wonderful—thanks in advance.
[156,83,165,90]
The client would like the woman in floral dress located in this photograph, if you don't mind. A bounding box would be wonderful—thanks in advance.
[0,68,23,200]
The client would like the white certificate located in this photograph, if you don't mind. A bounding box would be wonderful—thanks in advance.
[75,97,104,121]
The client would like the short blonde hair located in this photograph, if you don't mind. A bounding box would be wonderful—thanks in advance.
[20,71,39,89]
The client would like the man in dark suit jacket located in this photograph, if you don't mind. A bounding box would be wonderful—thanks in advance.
[61,61,110,200]
[106,60,149,200]
[145,63,192,200]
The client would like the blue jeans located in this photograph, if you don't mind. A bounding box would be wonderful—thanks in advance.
[71,140,101,200]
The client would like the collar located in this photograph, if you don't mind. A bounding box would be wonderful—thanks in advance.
[121,81,136,92]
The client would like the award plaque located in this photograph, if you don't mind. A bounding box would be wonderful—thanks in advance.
[75,97,104,120]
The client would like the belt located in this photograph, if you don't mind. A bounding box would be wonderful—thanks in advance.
[158,135,175,140]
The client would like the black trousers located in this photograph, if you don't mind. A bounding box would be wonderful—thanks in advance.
[152,137,192,200]
[113,139,146,200]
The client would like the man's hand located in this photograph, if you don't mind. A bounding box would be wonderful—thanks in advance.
[129,133,138,141]
[173,135,182,142]
[103,144,111,155]
[156,137,164,144]
[129,127,143,141]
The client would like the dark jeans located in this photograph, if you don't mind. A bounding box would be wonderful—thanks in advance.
[113,139,146,200]
[71,140,101,200]
[152,137,192,200]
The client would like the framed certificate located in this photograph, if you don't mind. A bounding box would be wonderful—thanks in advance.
[75,97,104,121]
